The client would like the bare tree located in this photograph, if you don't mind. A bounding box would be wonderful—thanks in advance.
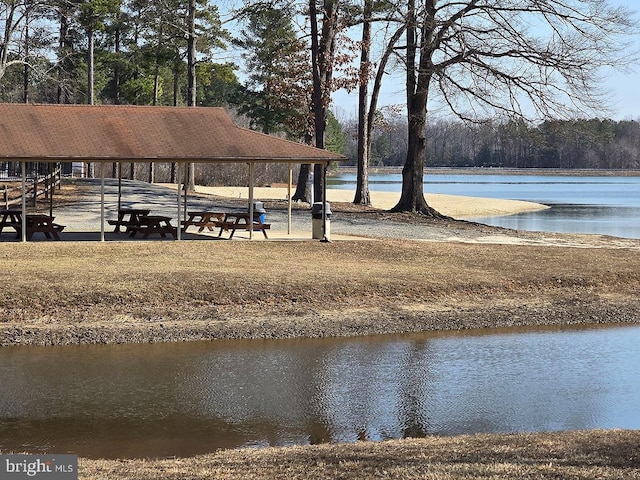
[392,0,638,214]
[354,13,405,205]
[1,1,52,82]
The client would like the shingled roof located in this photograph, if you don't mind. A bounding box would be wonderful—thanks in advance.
[0,103,346,163]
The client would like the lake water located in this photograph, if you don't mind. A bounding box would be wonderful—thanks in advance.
[1,324,639,459]
[328,172,640,239]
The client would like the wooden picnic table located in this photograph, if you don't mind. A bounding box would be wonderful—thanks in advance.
[181,211,225,233]
[0,210,65,240]
[217,212,271,239]
[0,209,22,235]
[129,215,176,239]
[25,214,65,241]
[108,208,151,233]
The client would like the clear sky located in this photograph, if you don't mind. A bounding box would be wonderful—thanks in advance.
[603,0,640,119]
[331,0,640,122]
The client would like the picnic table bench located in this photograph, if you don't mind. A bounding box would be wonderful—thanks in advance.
[108,208,150,233]
[0,210,65,240]
[217,212,271,239]
[129,215,177,239]
[181,211,225,233]
[0,209,22,235]
[25,214,65,240]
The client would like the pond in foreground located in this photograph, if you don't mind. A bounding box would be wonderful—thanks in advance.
[1,323,639,459]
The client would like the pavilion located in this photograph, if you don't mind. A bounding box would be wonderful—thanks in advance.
[0,103,346,241]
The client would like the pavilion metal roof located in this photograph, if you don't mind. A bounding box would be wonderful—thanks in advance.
[0,103,346,164]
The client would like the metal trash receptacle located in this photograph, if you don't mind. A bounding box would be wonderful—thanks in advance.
[251,201,267,224]
[311,202,332,240]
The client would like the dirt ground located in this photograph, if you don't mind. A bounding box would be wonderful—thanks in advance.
[1,180,639,478]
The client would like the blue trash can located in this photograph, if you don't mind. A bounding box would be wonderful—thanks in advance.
[251,201,267,224]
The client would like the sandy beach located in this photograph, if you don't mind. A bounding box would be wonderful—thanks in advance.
[191,185,550,219]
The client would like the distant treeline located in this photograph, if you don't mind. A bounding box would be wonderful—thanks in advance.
[340,117,640,170]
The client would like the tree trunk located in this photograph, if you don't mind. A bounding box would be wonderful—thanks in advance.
[0,4,14,76]
[390,0,442,217]
[23,60,29,104]
[355,20,405,206]
[309,0,324,203]
[392,99,436,214]
[292,47,315,200]
[171,74,178,185]
[391,117,442,217]
[114,22,121,105]
[57,13,68,104]
[292,164,312,202]
[87,26,94,105]
[86,25,95,178]
[173,66,179,106]
[187,0,196,108]
[153,68,160,106]
[354,0,372,206]
[23,18,29,104]
[185,0,196,192]
[292,132,314,202]
[187,163,195,190]
[153,23,163,106]
[301,0,338,204]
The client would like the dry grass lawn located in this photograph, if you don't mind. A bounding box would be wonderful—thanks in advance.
[80,430,640,479]
[0,239,639,345]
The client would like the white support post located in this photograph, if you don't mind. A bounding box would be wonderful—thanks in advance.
[183,163,188,222]
[21,162,26,242]
[177,163,182,241]
[287,164,292,235]
[321,162,330,243]
[100,162,105,242]
[248,162,255,240]
[117,162,122,211]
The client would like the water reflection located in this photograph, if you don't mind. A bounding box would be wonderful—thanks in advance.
[1,324,639,459]
[471,204,640,239]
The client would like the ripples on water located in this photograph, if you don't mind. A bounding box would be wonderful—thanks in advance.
[1,324,639,458]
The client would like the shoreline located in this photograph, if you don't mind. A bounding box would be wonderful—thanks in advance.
[192,185,550,219]
[3,300,639,347]
[334,166,640,177]
[77,429,640,479]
